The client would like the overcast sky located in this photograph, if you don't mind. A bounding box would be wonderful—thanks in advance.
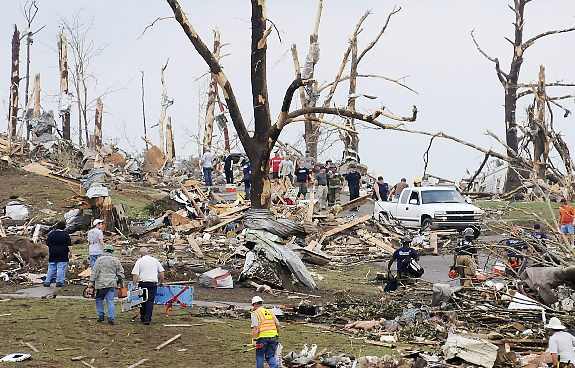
[2,0,575,183]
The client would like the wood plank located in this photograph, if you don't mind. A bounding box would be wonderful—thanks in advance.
[333,194,371,213]
[311,214,371,251]
[204,214,244,233]
[186,235,204,259]
[155,334,181,351]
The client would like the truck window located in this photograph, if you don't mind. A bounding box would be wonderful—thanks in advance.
[400,190,411,204]
[421,190,465,204]
[409,191,420,205]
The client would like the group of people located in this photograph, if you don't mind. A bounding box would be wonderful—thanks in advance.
[43,220,165,326]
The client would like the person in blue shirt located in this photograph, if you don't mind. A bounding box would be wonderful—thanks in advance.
[388,236,422,278]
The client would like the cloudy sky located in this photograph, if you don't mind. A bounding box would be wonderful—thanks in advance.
[1,0,574,183]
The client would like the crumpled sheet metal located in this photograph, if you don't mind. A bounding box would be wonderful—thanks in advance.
[244,209,307,239]
[81,168,107,191]
[442,333,498,368]
[522,266,575,305]
[247,229,317,289]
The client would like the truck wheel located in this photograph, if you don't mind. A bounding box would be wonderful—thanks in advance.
[421,217,433,230]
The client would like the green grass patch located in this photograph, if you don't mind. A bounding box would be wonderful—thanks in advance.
[0,299,391,367]
[476,200,566,227]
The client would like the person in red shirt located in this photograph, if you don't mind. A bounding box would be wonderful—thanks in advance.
[559,198,575,244]
[269,152,283,181]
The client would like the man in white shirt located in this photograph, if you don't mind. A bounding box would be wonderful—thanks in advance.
[279,157,294,185]
[132,247,165,325]
[87,219,105,268]
[546,317,575,366]
[200,149,216,187]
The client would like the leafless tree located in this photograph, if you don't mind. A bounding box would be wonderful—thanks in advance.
[165,0,419,208]
[21,0,45,140]
[62,15,103,146]
[471,0,575,191]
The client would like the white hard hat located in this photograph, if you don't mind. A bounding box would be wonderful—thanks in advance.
[93,219,104,227]
[545,317,566,330]
[251,296,264,305]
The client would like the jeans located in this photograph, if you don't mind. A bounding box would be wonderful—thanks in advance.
[138,282,157,323]
[95,287,116,320]
[560,224,575,234]
[89,254,101,269]
[203,167,213,186]
[255,338,278,368]
[44,262,68,286]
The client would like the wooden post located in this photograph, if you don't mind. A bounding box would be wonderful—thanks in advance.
[202,30,220,153]
[141,71,148,150]
[94,97,103,149]
[58,30,71,140]
[8,25,20,142]
[33,73,41,118]
[166,116,175,161]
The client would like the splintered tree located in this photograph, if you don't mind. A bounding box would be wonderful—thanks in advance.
[471,0,575,191]
[8,25,20,143]
[58,30,71,140]
[165,0,417,208]
[291,5,416,162]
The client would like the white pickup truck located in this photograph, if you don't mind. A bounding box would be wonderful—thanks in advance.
[373,186,483,235]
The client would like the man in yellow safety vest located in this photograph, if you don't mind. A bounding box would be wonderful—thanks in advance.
[250,296,280,368]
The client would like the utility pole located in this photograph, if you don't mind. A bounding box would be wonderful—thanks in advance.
[8,25,20,143]
[141,71,148,150]
[58,30,71,140]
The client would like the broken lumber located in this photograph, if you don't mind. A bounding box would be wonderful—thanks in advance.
[155,334,181,351]
[204,214,244,233]
[311,214,371,250]
[186,235,204,258]
[127,358,149,368]
[23,342,39,353]
[333,194,370,214]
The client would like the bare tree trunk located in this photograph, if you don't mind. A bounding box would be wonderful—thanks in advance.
[141,71,148,150]
[532,65,548,179]
[94,97,103,149]
[343,34,359,162]
[24,31,32,140]
[159,61,170,153]
[8,25,20,141]
[33,73,40,118]
[203,30,220,153]
[166,116,175,161]
[75,65,83,146]
[82,80,89,145]
[58,31,71,140]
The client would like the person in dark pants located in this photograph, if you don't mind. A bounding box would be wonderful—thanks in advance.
[131,247,165,325]
[224,153,242,184]
[344,166,362,210]
[388,236,422,279]
[295,163,310,199]
[43,221,72,287]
